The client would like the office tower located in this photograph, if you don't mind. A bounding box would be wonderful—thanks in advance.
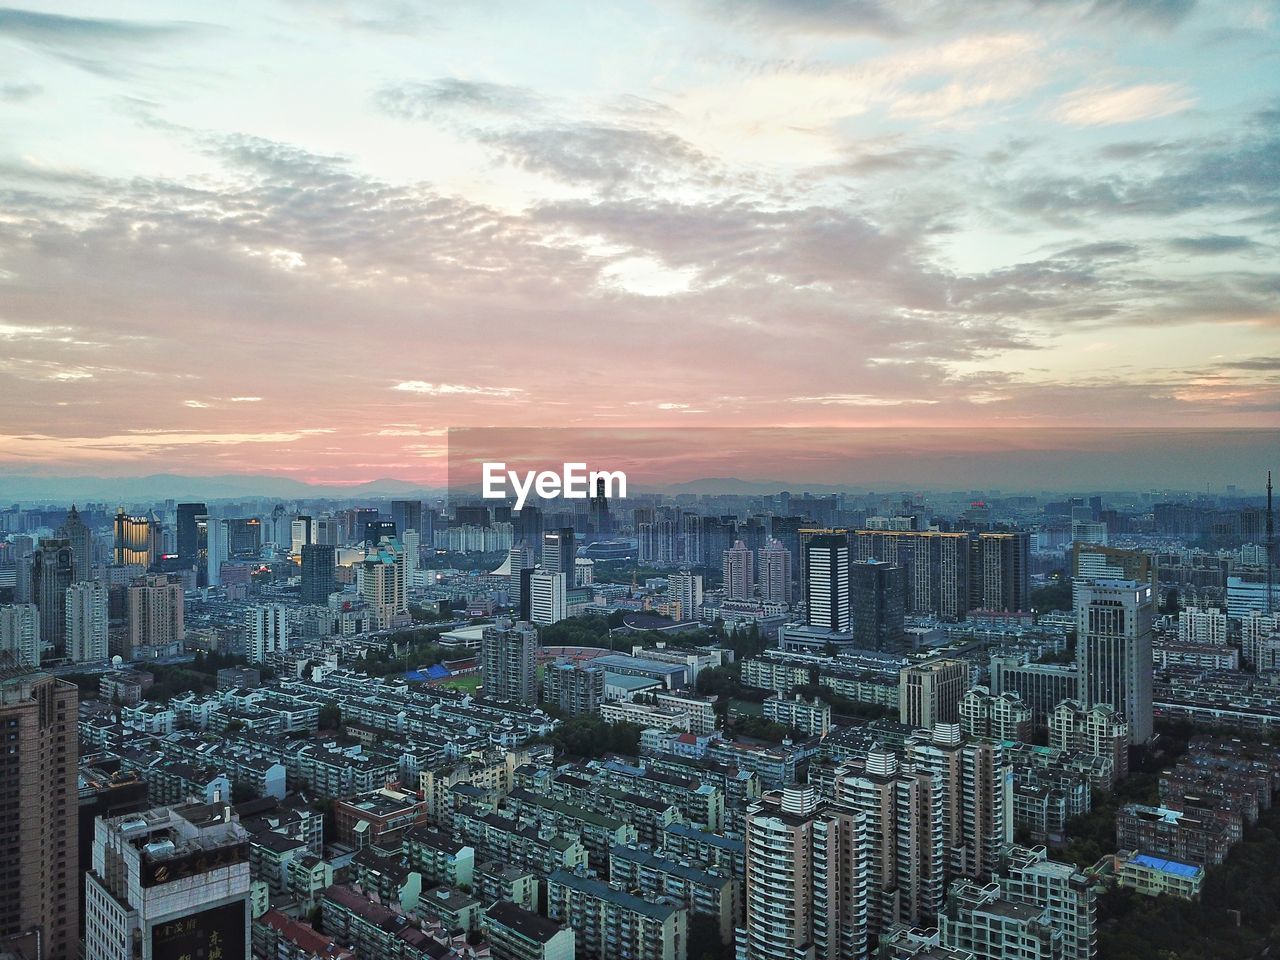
[391,500,423,539]
[542,528,576,577]
[977,531,1030,613]
[668,570,704,620]
[850,559,906,652]
[58,504,94,582]
[85,803,252,960]
[998,845,1097,960]
[224,517,262,558]
[1048,700,1130,784]
[959,687,1032,742]
[542,661,605,716]
[851,530,972,621]
[66,579,109,663]
[358,539,406,629]
[0,603,40,668]
[361,518,396,546]
[757,539,793,605]
[506,543,537,621]
[0,671,79,960]
[741,784,868,960]
[114,509,159,567]
[246,604,289,664]
[290,515,313,554]
[900,659,968,729]
[723,540,755,601]
[481,619,539,703]
[588,476,611,536]
[1071,543,1152,588]
[175,502,206,565]
[32,537,74,656]
[1075,579,1154,744]
[905,724,1011,885]
[835,749,944,936]
[128,574,185,654]
[301,543,337,605]
[515,505,543,548]
[402,529,420,580]
[807,534,851,632]
[455,504,490,528]
[529,571,566,626]
[682,513,705,567]
[313,514,340,546]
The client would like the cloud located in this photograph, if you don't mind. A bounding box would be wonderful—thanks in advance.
[1052,83,1194,126]
[700,0,903,37]
[0,81,40,102]
[228,396,262,402]
[483,124,710,186]
[1167,234,1259,254]
[788,394,941,406]
[375,79,541,120]
[0,7,201,75]
[184,399,210,408]
[391,381,523,398]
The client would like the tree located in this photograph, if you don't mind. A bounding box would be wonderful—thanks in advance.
[319,701,342,731]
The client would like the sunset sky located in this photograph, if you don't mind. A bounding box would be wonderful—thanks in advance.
[1,0,1277,485]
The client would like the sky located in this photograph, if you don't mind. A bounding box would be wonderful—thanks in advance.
[0,0,1277,486]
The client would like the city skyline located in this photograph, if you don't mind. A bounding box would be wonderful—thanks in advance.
[1,0,1278,483]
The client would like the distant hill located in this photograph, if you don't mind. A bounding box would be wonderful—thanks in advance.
[0,473,445,504]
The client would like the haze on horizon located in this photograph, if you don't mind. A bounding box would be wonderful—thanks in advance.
[0,0,1277,485]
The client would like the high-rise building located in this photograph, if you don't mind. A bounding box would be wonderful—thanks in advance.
[32,537,74,657]
[391,500,423,539]
[516,506,543,548]
[85,803,252,960]
[1075,579,1154,744]
[741,784,868,960]
[66,579,109,663]
[482,619,539,704]
[0,671,79,960]
[0,604,40,668]
[1048,699,1130,785]
[175,502,206,565]
[361,518,396,546]
[998,845,1097,960]
[905,724,1012,885]
[1178,607,1228,645]
[977,531,1030,613]
[668,570,704,620]
[529,571,566,626]
[114,509,159,567]
[941,879,1061,960]
[723,540,755,601]
[506,543,537,621]
[806,534,850,632]
[588,477,611,537]
[757,539,793,605]
[358,538,406,629]
[542,528,576,578]
[313,514,341,546]
[835,748,944,936]
[851,559,906,652]
[542,661,605,717]
[246,604,289,664]
[226,517,263,558]
[290,515,313,554]
[851,530,972,621]
[128,574,185,654]
[300,543,337,605]
[900,659,968,729]
[959,687,1032,743]
[546,870,685,960]
[58,504,94,582]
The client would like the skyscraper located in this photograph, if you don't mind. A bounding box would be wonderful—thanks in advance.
[977,531,1031,613]
[516,505,543,548]
[668,570,704,620]
[900,659,968,729]
[0,671,79,960]
[1075,579,1154,744]
[176,502,207,565]
[481,619,539,703]
[32,537,74,657]
[723,540,755,601]
[300,543,337,605]
[529,571,566,626]
[290,515,313,554]
[391,499,423,539]
[66,579,109,663]
[806,534,850,632]
[835,748,944,936]
[0,604,40,668]
[542,528,576,578]
[85,803,252,960]
[850,559,906,652]
[741,784,868,960]
[114,509,159,567]
[358,538,406,629]
[128,574,185,655]
[757,539,793,605]
[588,476,611,536]
[245,604,289,664]
[58,504,94,582]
